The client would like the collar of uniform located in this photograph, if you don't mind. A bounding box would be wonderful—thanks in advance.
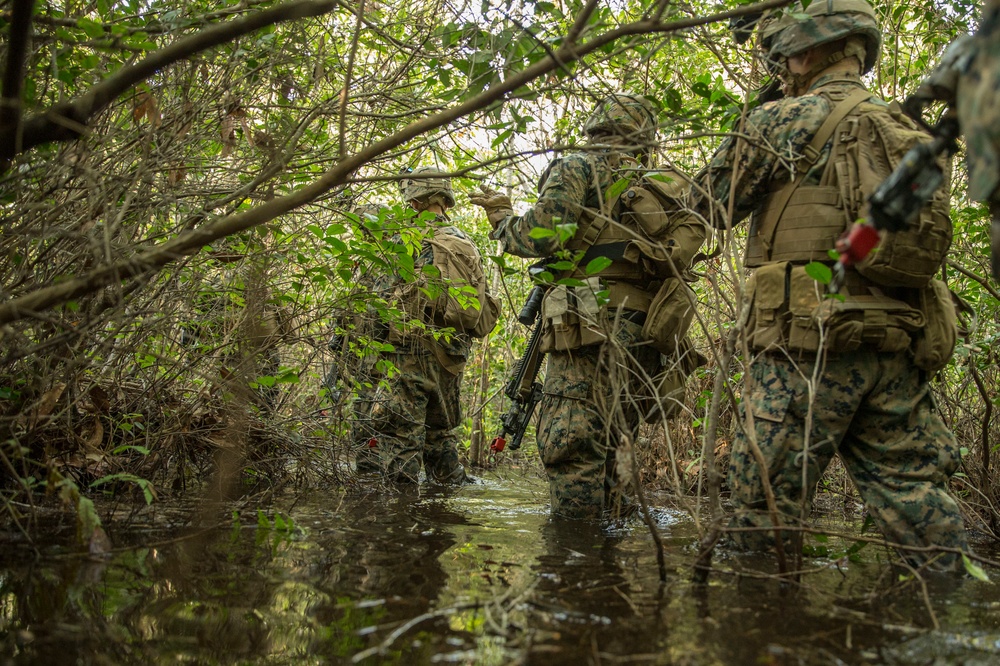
[806,71,866,93]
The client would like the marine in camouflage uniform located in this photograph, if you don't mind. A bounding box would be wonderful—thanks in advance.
[473,95,707,520]
[697,0,969,568]
[368,168,473,485]
[906,0,1000,280]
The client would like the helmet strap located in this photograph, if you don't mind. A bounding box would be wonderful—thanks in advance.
[779,38,865,96]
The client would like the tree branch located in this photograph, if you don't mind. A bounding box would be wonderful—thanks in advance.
[0,0,35,160]
[0,0,338,158]
[0,0,795,325]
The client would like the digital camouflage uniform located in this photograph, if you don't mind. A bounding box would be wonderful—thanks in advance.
[369,172,477,485]
[488,96,707,520]
[908,1,1000,279]
[699,0,969,568]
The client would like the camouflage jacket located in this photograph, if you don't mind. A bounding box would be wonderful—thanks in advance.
[491,149,619,258]
[492,148,705,275]
[955,7,1000,202]
[696,72,882,228]
[374,214,472,363]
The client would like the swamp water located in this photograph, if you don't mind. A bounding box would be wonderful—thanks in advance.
[2,473,1000,664]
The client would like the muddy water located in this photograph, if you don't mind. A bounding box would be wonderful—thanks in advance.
[2,473,1000,664]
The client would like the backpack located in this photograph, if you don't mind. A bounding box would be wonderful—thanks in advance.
[418,229,500,339]
[842,100,953,287]
[756,88,952,288]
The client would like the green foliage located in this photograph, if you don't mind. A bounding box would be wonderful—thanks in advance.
[804,262,832,285]
[91,473,156,505]
[963,554,992,583]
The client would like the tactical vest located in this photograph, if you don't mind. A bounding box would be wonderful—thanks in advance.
[538,154,704,356]
[742,82,958,364]
[745,83,871,268]
[562,156,701,311]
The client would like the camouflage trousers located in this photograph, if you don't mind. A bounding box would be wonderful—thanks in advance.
[728,349,969,570]
[350,384,380,474]
[369,350,467,484]
[536,319,660,520]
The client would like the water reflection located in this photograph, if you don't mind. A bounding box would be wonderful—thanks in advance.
[1,477,1000,664]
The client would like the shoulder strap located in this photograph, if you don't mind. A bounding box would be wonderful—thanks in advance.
[755,87,872,260]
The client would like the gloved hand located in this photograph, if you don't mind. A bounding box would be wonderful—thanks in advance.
[469,185,514,229]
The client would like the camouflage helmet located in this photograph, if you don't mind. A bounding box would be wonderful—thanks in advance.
[583,93,659,144]
[399,166,455,208]
[760,0,881,74]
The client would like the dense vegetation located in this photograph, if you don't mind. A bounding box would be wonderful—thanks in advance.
[0,0,992,551]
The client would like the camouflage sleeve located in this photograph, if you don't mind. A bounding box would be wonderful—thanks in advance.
[492,154,595,258]
[695,95,832,227]
[959,33,1000,201]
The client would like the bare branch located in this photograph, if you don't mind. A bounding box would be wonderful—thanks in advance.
[338,0,366,160]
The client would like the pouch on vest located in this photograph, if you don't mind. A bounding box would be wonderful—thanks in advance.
[538,278,608,353]
[746,262,790,352]
[637,336,707,423]
[472,292,502,338]
[912,278,958,373]
[641,277,696,355]
[747,262,921,354]
[789,266,920,353]
[621,185,672,238]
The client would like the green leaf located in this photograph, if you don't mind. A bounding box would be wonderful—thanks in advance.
[491,128,513,149]
[963,554,991,582]
[555,222,578,244]
[77,17,105,39]
[585,256,613,275]
[804,262,832,285]
[528,227,557,239]
[548,260,575,271]
[604,177,630,203]
[556,277,586,288]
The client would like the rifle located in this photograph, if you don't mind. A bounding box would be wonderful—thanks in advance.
[829,114,960,293]
[490,283,546,453]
